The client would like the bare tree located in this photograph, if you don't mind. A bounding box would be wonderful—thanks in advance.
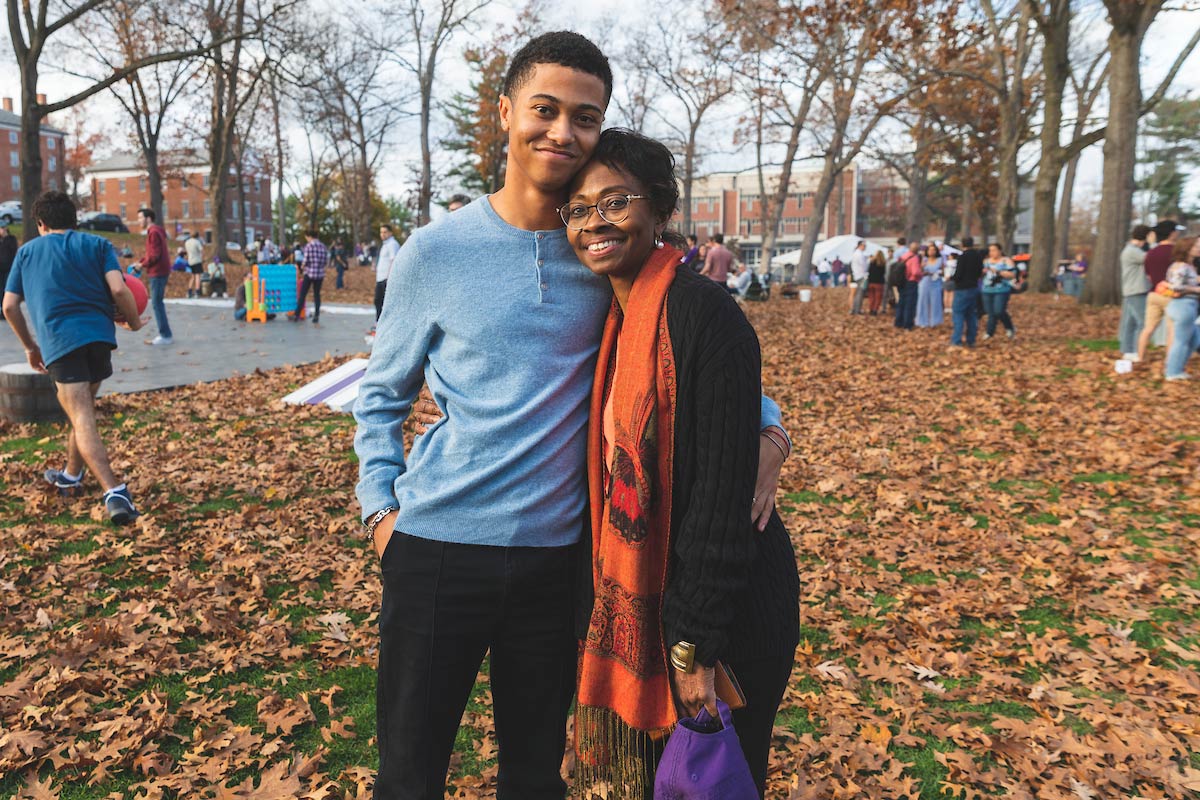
[789,1,928,283]
[625,7,735,235]
[6,0,242,241]
[392,0,490,226]
[72,0,205,224]
[316,17,412,247]
[725,2,831,280]
[1085,1,1200,304]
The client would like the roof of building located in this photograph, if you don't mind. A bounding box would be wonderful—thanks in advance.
[0,108,66,135]
[88,149,211,173]
[86,149,266,176]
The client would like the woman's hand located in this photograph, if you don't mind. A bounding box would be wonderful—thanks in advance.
[753,429,786,531]
[672,665,717,719]
[410,385,442,434]
[372,509,400,559]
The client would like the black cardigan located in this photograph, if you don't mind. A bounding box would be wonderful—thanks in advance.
[577,267,800,668]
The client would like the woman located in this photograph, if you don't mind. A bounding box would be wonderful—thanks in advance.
[567,129,800,800]
[1163,237,1200,381]
[915,243,944,327]
[981,243,1017,340]
[867,250,887,314]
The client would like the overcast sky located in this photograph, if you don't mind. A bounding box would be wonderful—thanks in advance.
[3,3,1198,206]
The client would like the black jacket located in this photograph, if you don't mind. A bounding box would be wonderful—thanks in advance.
[577,267,800,668]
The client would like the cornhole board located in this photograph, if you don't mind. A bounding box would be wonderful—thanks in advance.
[281,358,369,413]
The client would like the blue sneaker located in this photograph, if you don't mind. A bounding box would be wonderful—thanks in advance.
[104,487,139,526]
[44,467,84,495]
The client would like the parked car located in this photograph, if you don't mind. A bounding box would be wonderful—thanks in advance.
[77,212,129,233]
[0,200,21,225]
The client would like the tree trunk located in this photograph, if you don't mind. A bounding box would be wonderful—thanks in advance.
[796,158,839,284]
[1054,151,1079,259]
[994,112,1021,254]
[1027,2,1070,291]
[681,126,697,237]
[19,70,43,243]
[270,73,286,244]
[417,71,434,226]
[904,156,929,244]
[961,183,974,241]
[146,146,165,228]
[1085,21,1142,306]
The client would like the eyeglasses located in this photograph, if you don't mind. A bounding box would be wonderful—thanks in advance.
[557,194,645,230]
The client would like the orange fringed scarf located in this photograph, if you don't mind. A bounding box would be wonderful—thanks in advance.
[576,246,682,799]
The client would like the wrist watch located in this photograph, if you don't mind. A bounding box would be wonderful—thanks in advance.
[670,641,696,673]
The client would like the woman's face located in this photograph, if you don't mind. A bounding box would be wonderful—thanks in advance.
[989,245,1002,259]
[926,245,938,258]
[1189,239,1200,259]
[566,161,659,282]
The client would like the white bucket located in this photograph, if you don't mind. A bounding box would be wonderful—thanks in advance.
[799,289,812,302]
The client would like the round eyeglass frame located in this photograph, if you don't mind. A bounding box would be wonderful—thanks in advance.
[557,194,646,230]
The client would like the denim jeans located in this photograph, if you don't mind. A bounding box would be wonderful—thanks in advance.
[894,283,918,329]
[1118,294,1147,355]
[951,287,981,346]
[1164,297,1200,378]
[982,290,1013,336]
[148,275,172,339]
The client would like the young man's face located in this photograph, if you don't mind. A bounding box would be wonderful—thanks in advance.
[138,213,150,230]
[499,63,607,195]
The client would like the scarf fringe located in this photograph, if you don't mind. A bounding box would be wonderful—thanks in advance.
[574,704,673,800]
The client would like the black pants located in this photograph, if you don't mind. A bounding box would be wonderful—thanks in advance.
[374,280,387,322]
[297,276,323,320]
[726,655,795,797]
[375,532,576,800]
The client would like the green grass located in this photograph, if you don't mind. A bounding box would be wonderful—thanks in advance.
[1072,472,1131,484]
[1066,338,1119,352]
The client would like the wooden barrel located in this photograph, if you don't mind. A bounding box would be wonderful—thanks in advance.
[0,362,65,423]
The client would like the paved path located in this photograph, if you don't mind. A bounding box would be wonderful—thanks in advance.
[0,299,375,395]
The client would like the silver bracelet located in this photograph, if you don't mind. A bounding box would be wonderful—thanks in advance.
[365,506,397,544]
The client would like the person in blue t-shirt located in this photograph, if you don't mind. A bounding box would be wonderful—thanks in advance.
[2,191,145,525]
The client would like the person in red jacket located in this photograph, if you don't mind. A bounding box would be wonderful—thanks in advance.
[138,207,173,345]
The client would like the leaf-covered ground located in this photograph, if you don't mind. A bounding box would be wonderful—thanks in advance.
[1,291,1198,799]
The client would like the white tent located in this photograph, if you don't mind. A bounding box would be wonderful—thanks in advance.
[771,235,886,267]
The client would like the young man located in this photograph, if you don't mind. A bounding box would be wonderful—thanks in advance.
[138,208,173,345]
[184,230,204,297]
[699,232,733,283]
[373,224,399,323]
[950,236,984,347]
[292,230,328,324]
[850,240,869,314]
[3,191,143,524]
[1119,224,1151,360]
[354,32,789,800]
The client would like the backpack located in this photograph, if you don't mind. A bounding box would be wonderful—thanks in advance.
[887,259,908,289]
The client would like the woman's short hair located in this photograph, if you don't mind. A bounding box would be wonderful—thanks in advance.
[589,128,679,226]
[1171,236,1195,263]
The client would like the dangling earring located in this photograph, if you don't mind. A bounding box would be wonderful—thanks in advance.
[654,236,664,249]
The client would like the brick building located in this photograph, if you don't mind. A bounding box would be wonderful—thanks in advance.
[0,97,68,200]
[680,164,1031,268]
[681,166,859,268]
[85,150,272,244]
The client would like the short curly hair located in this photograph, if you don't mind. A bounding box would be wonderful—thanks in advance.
[32,191,77,230]
[504,31,613,103]
[588,128,679,229]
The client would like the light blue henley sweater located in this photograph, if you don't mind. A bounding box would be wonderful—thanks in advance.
[354,197,782,548]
